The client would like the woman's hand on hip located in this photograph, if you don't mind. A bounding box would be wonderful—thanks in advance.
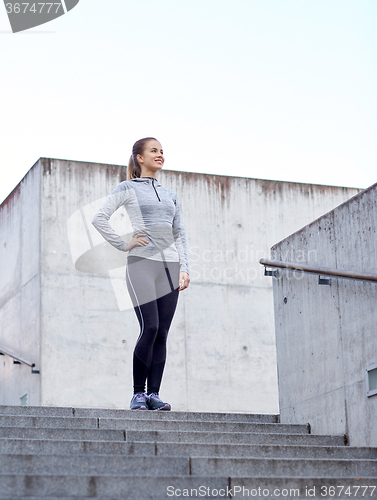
[179,272,190,291]
[126,233,149,251]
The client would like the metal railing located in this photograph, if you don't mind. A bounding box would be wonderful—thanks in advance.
[0,346,40,374]
[260,259,377,284]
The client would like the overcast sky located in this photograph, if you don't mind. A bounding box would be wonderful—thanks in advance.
[0,0,376,204]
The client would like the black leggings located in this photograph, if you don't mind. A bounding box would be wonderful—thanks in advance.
[126,255,180,394]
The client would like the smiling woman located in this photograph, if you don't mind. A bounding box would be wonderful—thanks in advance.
[91,137,190,411]
[128,137,165,175]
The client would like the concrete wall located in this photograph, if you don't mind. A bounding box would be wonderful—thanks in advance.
[40,158,129,408]
[1,157,360,411]
[0,161,41,406]
[271,182,377,446]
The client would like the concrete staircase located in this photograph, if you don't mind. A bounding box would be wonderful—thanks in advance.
[0,406,376,499]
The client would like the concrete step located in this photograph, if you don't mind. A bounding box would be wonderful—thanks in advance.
[0,425,345,446]
[0,437,155,456]
[125,429,346,446]
[1,438,376,459]
[0,405,279,423]
[0,426,125,441]
[155,442,377,459]
[0,414,309,434]
[0,453,376,478]
[1,404,376,499]
[100,418,309,434]
[189,456,377,478]
[0,454,189,475]
[0,475,376,499]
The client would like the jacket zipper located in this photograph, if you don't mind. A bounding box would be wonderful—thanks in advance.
[152,179,161,202]
[149,179,170,272]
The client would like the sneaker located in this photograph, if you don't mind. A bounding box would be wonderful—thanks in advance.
[146,392,171,411]
[130,392,148,410]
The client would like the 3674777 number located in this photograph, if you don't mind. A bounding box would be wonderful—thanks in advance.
[5,3,62,14]
[321,485,376,496]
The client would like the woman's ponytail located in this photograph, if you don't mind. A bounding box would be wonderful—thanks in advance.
[127,154,140,180]
[127,137,157,180]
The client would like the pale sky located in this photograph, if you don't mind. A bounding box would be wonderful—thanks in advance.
[0,0,376,204]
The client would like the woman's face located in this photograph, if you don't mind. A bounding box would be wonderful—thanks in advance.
[138,140,164,173]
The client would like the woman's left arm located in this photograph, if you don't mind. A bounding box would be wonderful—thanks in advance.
[172,194,190,291]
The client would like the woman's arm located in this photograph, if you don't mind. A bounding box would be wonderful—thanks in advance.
[91,184,131,252]
[172,194,190,276]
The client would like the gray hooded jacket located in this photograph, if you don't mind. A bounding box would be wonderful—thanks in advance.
[91,177,189,275]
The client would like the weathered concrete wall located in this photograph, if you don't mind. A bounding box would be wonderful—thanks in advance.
[271,182,377,446]
[1,157,361,411]
[40,158,129,408]
[0,162,41,406]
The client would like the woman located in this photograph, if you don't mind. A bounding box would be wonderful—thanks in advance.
[91,137,190,411]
